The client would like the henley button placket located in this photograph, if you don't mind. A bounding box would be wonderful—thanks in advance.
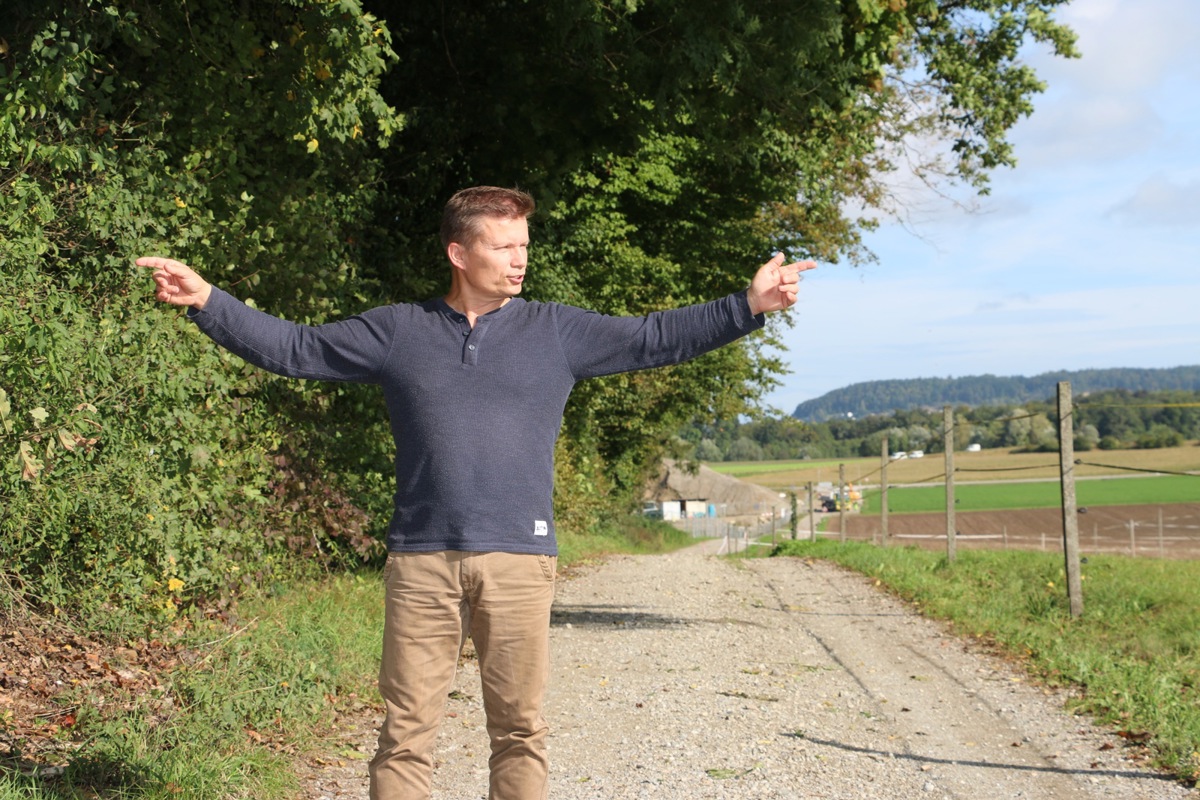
[461,319,484,366]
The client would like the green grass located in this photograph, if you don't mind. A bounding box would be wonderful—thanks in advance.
[771,538,1200,783]
[710,459,849,477]
[556,515,700,564]
[2,517,694,799]
[862,475,1200,514]
[3,572,384,800]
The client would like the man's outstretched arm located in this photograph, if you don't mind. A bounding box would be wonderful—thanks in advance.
[137,257,213,310]
[746,253,816,316]
[136,255,392,385]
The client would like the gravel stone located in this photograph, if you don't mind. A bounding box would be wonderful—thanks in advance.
[301,543,1198,800]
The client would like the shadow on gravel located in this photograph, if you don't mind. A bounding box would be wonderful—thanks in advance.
[783,733,1181,784]
[551,604,772,630]
[551,604,688,629]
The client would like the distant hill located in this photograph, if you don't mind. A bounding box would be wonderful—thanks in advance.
[791,366,1200,422]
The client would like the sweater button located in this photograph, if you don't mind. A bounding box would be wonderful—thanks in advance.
[468,344,476,351]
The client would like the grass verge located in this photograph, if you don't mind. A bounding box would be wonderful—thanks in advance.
[2,517,693,799]
[556,515,700,565]
[771,538,1200,784]
[2,571,384,800]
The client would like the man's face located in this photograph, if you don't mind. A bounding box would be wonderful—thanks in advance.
[450,215,529,302]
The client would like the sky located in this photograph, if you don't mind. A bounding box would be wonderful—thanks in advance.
[764,0,1200,416]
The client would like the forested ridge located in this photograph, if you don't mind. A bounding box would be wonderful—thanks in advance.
[792,366,1200,422]
[1,0,1079,621]
[683,388,1200,462]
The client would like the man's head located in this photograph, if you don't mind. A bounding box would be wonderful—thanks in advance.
[441,186,535,251]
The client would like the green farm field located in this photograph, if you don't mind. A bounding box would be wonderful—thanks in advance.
[861,474,1199,514]
[709,443,1200,491]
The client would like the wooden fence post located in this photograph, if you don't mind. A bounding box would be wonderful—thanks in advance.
[1058,380,1084,617]
[1158,507,1164,558]
[807,482,816,542]
[790,490,798,541]
[839,464,847,544]
[944,406,956,563]
[880,436,889,547]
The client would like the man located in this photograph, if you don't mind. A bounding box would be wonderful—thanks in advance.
[139,185,813,799]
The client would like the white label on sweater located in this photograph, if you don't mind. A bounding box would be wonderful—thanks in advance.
[534,520,548,536]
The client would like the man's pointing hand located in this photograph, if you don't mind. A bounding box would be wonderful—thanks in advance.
[137,257,213,310]
[747,253,816,316]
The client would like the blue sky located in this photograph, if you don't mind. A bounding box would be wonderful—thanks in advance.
[765,0,1200,416]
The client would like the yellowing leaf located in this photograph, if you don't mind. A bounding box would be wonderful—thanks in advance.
[168,578,185,593]
[19,441,43,481]
[174,196,187,208]
[306,138,319,153]
[30,407,49,424]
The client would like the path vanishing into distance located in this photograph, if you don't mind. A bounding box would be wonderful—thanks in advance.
[302,542,1196,800]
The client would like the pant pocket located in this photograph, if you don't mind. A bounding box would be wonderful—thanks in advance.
[537,554,557,583]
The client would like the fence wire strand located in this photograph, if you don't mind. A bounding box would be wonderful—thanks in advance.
[1074,460,1200,478]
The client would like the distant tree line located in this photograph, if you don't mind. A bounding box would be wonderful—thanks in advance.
[681,390,1200,461]
[790,367,1200,422]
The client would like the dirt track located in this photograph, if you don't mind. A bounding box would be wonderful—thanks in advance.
[301,547,1195,799]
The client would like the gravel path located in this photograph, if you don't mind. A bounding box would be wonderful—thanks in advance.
[304,544,1196,799]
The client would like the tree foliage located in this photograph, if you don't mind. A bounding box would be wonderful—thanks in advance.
[684,389,1200,461]
[1,0,401,620]
[2,0,1078,619]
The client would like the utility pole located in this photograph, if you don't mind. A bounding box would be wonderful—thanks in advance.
[944,406,956,563]
[1058,381,1084,617]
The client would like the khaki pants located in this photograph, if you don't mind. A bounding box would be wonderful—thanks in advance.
[368,551,557,800]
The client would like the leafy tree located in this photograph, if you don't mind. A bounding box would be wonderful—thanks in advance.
[1136,425,1184,450]
[693,438,724,462]
[726,437,763,462]
[1,0,400,618]
[3,0,1083,618]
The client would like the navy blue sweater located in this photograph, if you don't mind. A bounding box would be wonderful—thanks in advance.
[190,287,764,555]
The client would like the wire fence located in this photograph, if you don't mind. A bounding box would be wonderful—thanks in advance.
[822,504,1200,560]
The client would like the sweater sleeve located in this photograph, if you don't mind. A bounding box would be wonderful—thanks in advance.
[554,291,765,381]
[186,287,396,384]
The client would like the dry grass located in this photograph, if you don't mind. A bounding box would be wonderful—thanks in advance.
[714,443,1200,490]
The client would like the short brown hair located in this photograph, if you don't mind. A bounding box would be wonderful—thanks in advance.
[440,186,536,250]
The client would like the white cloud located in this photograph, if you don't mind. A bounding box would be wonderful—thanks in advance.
[1011,94,1163,169]
[1107,175,1200,227]
[1047,0,1199,92]
[1011,0,1198,169]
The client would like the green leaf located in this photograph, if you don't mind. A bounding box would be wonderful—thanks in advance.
[0,388,12,434]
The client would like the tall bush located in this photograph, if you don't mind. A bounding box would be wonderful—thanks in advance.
[0,0,400,622]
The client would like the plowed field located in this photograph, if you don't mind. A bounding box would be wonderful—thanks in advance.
[826,503,1200,558]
